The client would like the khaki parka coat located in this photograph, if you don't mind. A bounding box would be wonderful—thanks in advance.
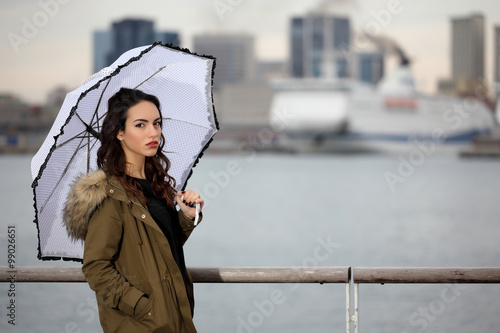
[64,170,200,333]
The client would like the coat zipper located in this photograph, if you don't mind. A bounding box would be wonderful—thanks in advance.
[108,182,147,246]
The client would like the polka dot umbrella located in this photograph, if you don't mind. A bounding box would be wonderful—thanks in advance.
[31,42,218,261]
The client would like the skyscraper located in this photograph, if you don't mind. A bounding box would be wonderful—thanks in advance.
[451,13,485,83]
[290,14,350,79]
[93,30,112,73]
[495,25,500,83]
[495,25,500,116]
[93,18,180,73]
[290,17,305,78]
[106,19,155,66]
[193,33,255,90]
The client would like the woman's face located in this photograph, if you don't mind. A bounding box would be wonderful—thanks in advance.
[116,100,162,164]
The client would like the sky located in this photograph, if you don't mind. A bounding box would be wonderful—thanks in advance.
[1,0,499,105]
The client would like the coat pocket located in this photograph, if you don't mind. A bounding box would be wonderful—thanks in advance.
[133,294,155,321]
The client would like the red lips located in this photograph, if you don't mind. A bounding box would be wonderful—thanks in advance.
[146,141,158,148]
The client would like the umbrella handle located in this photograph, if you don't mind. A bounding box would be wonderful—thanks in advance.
[180,195,200,226]
[194,203,200,226]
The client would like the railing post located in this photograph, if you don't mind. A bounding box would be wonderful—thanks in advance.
[354,283,359,333]
[346,282,350,333]
[346,281,359,333]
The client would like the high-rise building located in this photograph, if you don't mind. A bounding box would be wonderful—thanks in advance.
[106,19,156,66]
[93,30,112,73]
[495,26,500,118]
[451,13,485,84]
[494,25,500,83]
[438,13,486,96]
[93,18,181,72]
[290,18,305,78]
[193,33,255,90]
[290,14,350,79]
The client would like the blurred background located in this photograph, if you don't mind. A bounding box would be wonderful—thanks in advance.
[1,0,500,332]
[1,0,500,153]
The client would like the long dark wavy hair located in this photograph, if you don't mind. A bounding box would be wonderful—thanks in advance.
[97,87,176,207]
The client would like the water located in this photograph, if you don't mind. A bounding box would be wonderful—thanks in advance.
[0,152,500,332]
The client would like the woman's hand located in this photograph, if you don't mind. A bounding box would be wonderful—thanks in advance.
[176,190,204,220]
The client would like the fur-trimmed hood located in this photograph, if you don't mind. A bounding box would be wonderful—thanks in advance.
[64,170,108,241]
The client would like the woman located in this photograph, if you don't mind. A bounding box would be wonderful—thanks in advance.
[64,88,203,332]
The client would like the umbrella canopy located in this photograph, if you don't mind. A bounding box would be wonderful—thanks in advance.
[31,42,218,261]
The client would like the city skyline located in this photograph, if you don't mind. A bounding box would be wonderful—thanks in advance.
[1,0,500,104]
[93,18,180,72]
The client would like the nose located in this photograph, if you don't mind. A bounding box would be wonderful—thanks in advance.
[148,124,158,138]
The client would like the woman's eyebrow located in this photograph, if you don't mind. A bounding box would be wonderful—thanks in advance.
[133,117,161,123]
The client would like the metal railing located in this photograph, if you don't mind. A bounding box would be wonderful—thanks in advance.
[2,266,500,332]
[350,267,500,333]
[0,266,350,283]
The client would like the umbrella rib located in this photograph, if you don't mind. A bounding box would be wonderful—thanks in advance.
[134,60,206,89]
[134,66,166,89]
[87,127,91,172]
[93,77,112,127]
[75,113,100,140]
[57,109,105,148]
[164,117,215,130]
[84,123,101,172]
[56,130,90,149]
[56,112,105,150]
[55,125,100,150]
[39,134,91,214]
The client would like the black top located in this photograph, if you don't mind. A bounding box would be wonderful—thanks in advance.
[134,178,188,287]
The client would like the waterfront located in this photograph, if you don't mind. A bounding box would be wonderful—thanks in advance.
[0,152,500,332]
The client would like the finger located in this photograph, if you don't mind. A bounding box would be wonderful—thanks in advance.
[176,192,190,207]
[193,197,204,211]
[179,197,192,207]
[193,196,203,207]
[183,190,201,204]
[183,197,197,208]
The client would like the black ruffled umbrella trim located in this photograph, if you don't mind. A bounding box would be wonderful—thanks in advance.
[31,42,218,262]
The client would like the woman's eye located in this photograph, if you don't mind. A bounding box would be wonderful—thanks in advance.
[154,122,162,127]
[135,123,144,128]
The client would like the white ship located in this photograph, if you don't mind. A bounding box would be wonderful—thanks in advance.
[269,65,498,153]
[269,77,349,141]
